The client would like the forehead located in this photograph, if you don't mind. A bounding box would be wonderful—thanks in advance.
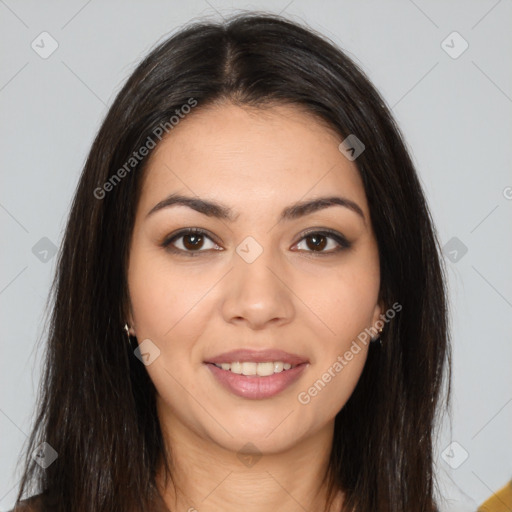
[138,102,368,217]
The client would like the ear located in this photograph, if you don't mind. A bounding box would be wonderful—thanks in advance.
[127,323,137,337]
[370,297,385,328]
[124,301,137,337]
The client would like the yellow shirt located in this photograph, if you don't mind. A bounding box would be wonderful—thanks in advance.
[478,480,512,512]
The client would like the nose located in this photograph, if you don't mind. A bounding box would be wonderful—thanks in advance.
[220,243,295,330]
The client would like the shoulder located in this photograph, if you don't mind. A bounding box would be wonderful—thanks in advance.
[6,493,44,512]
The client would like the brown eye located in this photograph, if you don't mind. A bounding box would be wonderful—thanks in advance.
[182,232,205,250]
[162,228,221,256]
[294,230,351,254]
[304,233,328,251]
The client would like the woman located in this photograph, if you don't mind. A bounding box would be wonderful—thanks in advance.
[11,11,450,512]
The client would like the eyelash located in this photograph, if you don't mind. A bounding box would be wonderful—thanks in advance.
[161,228,351,257]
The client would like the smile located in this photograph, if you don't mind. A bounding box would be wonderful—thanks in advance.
[205,362,308,399]
[212,361,297,376]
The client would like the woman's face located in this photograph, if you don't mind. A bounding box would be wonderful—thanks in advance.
[127,102,382,454]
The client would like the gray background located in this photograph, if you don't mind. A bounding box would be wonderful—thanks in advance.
[1,1,511,510]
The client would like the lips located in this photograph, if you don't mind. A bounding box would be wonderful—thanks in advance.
[206,359,308,399]
[204,348,309,366]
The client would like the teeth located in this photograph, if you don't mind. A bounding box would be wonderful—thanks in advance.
[213,361,297,376]
[274,362,284,373]
[231,362,242,374]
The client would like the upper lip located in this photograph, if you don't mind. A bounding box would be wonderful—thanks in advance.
[205,349,309,365]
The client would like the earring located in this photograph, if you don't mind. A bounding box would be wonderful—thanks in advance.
[124,323,133,347]
[371,327,384,345]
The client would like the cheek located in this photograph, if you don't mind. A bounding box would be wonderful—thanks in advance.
[309,349,368,416]
[296,260,380,348]
[128,247,207,337]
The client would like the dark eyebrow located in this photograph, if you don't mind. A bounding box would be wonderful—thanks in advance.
[146,193,365,223]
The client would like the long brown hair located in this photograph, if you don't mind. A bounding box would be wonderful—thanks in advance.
[13,12,450,511]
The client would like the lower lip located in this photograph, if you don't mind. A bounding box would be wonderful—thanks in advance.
[205,363,308,400]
